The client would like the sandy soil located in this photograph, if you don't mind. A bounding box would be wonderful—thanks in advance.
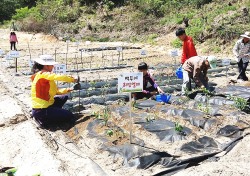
[0,29,250,176]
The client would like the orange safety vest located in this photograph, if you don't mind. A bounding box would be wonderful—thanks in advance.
[31,71,74,108]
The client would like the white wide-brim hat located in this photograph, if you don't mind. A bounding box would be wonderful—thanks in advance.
[207,56,217,69]
[240,31,250,39]
[34,55,58,65]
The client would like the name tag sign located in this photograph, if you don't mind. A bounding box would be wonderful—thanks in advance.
[222,59,231,66]
[5,54,12,60]
[101,45,106,49]
[169,50,178,57]
[75,41,80,46]
[54,64,66,74]
[85,41,91,45]
[118,72,143,93]
[0,49,4,56]
[29,60,34,68]
[140,50,147,56]
[10,51,20,58]
[116,47,123,52]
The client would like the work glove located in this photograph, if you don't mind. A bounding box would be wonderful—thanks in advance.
[72,83,81,90]
[142,90,150,94]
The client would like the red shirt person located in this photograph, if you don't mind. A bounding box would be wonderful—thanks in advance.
[176,28,197,64]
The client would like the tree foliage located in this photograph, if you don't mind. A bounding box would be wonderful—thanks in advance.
[0,0,36,22]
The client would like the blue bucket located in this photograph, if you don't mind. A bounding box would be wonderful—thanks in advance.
[156,94,171,103]
[176,67,183,79]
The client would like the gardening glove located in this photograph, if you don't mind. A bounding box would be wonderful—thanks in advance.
[74,76,80,83]
[72,83,81,90]
[142,90,150,94]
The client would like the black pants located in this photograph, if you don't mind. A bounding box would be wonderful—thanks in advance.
[237,59,249,81]
[10,42,16,50]
[135,86,158,99]
[32,95,74,127]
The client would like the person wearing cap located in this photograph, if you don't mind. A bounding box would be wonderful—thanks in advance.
[31,55,80,127]
[176,28,198,65]
[233,31,250,81]
[182,56,217,94]
[132,62,164,100]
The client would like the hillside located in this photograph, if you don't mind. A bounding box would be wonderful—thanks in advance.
[1,0,250,54]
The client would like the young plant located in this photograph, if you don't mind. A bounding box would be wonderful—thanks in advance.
[230,96,248,111]
[90,80,96,90]
[103,106,111,126]
[146,113,154,123]
[106,129,114,137]
[93,111,101,119]
[197,102,211,114]
[175,122,183,132]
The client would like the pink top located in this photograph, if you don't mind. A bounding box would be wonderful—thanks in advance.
[10,34,18,42]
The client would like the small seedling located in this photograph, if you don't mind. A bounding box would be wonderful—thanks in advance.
[230,96,248,111]
[93,111,101,119]
[146,114,153,122]
[197,102,211,114]
[175,122,183,132]
[103,106,111,126]
[90,81,96,89]
[106,129,114,137]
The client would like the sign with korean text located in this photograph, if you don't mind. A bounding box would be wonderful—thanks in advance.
[222,59,231,66]
[116,46,123,52]
[10,50,20,58]
[118,72,143,93]
[169,50,178,57]
[85,41,91,45]
[54,64,66,74]
[5,54,12,60]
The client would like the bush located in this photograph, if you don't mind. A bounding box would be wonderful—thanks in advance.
[147,33,158,44]
[18,16,44,32]
[12,7,41,21]
[170,39,182,48]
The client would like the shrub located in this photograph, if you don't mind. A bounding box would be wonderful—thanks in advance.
[170,39,182,48]
[147,33,158,44]
[13,6,41,20]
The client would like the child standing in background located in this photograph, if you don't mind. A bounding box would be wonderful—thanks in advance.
[10,30,18,51]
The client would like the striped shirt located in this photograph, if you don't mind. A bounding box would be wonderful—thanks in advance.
[233,39,250,63]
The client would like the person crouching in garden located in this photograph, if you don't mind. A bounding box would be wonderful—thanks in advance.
[182,56,217,94]
[133,62,164,100]
[31,55,80,128]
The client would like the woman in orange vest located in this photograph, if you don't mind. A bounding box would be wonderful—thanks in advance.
[31,55,80,128]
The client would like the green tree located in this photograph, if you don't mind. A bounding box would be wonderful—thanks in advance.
[0,0,36,22]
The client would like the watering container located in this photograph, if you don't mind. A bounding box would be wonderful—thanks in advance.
[176,66,183,79]
[156,94,171,103]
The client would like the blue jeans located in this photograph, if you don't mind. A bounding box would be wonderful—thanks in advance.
[32,95,74,127]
